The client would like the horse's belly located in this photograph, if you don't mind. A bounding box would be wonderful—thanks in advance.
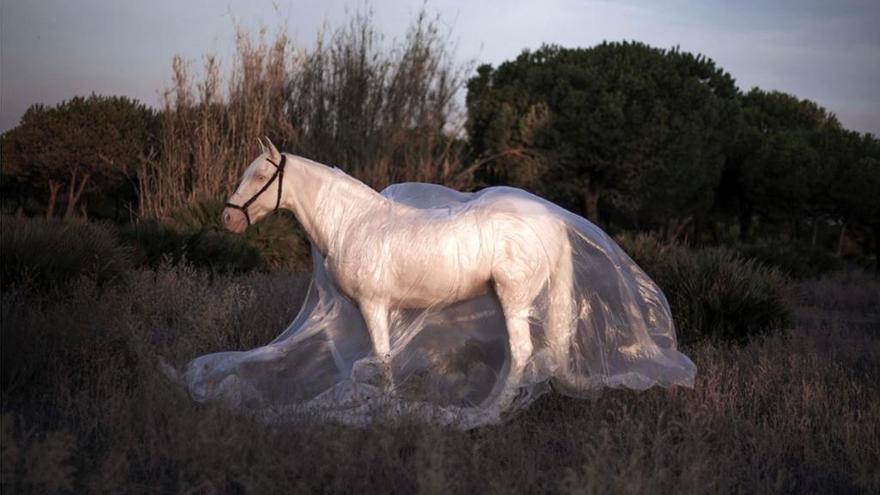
[330,224,492,308]
[390,261,491,308]
[383,240,492,307]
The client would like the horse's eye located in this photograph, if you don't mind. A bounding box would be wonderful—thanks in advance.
[255,174,267,181]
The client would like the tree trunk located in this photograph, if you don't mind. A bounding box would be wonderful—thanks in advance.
[583,180,600,225]
[64,169,91,218]
[46,180,61,218]
[837,221,847,257]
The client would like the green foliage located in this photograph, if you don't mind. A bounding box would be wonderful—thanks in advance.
[833,155,880,228]
[721,89,844,239]
[0,206,309,292]
[120,199,311,274]
[832,155,880,273]
[1,95,159,218]
[170,198,311,272]
[467,42,739,228]
[0,216,133,291]
[735,240,842,279]
[467,43,876,258]
[119,220,263,274]
[617,233,792,342]
[741,130,821,222]
[243,212,313,273]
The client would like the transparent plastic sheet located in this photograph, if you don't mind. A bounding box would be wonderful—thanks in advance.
[181,175,697,429]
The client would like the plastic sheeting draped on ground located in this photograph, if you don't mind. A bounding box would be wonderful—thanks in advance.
[180,171,696,429]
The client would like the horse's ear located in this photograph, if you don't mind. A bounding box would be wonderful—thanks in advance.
[265,136,281,162]
[257,137,267,153]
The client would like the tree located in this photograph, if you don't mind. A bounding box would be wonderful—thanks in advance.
[466,42,739,234]
[831,136,880,272]
[1,95,158,218]
[724,89,841,240]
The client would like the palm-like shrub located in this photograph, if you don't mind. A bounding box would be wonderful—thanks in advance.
[617,233,792,342]
[0,216,132,290]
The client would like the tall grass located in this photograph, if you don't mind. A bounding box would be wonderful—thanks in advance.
[137,27,292,218]
[138,10,471,219]
[1,265,878,493]
[285,11,470,189]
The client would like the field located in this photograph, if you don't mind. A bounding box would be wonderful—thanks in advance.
[3,5,880,494]
[2,264,878,494]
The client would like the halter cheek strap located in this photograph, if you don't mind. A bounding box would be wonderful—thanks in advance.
[225,154,287,226]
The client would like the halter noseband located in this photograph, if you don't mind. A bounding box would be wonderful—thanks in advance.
[225,154,286,226]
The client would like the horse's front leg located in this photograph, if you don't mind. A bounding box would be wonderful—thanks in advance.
[359,300,394,391]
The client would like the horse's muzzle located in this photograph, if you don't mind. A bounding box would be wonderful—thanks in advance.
[222,207,248,234]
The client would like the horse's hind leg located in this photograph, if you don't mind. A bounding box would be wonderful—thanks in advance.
[491,279,540,411]
[359,301,394,391]
[545,237,580,392]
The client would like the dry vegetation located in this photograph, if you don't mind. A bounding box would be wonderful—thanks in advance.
[2,264,878,494]
[138,12,470,219]
[2,9,879,495]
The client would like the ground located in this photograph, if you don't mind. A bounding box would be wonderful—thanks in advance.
[1,267,878,494]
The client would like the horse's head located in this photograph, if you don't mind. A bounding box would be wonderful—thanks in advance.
[222,138,287,233]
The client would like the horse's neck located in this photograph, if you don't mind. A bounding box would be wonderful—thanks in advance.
[280,155,390,255]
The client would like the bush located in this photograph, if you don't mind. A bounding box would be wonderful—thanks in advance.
[617,233,792,342]
[0,263,304,397]
[735,239,842,279]
[119,220,263,274]
[121,199,311,274]
[0,216,132,291]
[242,212,312,272]
[169,198,311,272]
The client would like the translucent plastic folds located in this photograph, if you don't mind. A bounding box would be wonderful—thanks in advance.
[181,169,696,429]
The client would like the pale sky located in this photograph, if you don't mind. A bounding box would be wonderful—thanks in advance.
[1,0,879,134]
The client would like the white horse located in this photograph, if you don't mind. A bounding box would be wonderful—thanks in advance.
[223,139,576,408]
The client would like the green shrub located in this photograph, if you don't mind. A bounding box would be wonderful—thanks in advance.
[183,229,264,273]
[617,233,792,343]
[120,199,311,274]
[168,197,226,231]
[735,239,842,279]
[0,216,132,291]
[242,212,312,272]
[119,220,262,274]
[117,219,186,267]
[171,198,311,272]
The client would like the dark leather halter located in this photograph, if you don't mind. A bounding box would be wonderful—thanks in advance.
[224,154,286,226]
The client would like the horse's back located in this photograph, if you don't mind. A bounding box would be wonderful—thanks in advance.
[332,183,568,307]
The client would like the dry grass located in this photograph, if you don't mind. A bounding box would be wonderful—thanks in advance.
[1,264,878,494]
[138,10,471,220]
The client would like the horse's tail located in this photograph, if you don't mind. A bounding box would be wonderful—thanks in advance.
[545,229,583,394]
